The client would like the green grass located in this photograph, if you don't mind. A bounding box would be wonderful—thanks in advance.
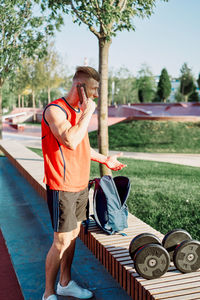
[28,147,43,156]
[30,147,200,240]
[89,120,200,153]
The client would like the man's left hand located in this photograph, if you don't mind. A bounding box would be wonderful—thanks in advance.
[104,152,127,171]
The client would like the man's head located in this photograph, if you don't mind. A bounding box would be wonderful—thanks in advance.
[73,66,100,100]
[73,66,100,83]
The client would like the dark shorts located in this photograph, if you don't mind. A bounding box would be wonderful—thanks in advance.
[46,186,89,233]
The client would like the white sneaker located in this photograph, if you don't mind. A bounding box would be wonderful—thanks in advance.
[57,280,93,299]
[42,294,57,300]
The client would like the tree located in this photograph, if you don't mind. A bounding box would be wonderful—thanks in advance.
[108,67,137,105]
[1,81,16,111]
[10,64,31,108]
[45,0,168,175]
[42,42,66,103]
[156,68,171,102]
[197,73,200,91]
[27,60,48,111]
[174,90,184,102]
[6,43,67,108]
[179,63,196,102]
[0,0,62,138]
[188,88,199,102]
[136,64,156,102]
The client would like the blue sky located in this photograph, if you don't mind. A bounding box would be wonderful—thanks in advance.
[54,0,200,78]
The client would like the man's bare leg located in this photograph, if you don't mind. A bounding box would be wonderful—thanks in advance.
[43,231,74,299]
[59,222,81,286]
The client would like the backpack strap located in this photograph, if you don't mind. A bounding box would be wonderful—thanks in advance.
[84,180,94,234]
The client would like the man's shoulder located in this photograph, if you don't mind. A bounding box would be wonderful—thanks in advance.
[46,98,68,113]
[49,97,64,105]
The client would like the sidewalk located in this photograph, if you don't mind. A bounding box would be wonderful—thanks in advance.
[109,150,200,168]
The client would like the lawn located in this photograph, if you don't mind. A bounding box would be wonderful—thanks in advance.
[89,120,200,153]
[29,147,200,240]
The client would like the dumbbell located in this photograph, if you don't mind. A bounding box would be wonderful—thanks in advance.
[129,233,170,280]
[162,228,200,273]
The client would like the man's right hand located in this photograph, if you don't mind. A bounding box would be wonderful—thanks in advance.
[80,86,96,114]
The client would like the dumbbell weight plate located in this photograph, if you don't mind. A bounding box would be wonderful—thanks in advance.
[129,233,161,260]
[173,240,200,273]
[134,244,170,280]
[162,229,192,261]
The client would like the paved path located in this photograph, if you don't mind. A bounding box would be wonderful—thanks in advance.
[109,150,200,168]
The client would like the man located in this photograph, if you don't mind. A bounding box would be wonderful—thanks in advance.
[41,66,126,300]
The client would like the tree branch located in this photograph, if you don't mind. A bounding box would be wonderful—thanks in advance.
[90,0,104,29]
[70,1,101,38]
[94,0,100,11]
[118,0,127,12]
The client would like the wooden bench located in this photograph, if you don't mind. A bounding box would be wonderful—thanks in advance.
[1,140,200,299]
[79,215,200,299]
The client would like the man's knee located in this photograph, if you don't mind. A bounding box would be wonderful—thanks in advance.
[53,232,72,253]
[53,223,81,251]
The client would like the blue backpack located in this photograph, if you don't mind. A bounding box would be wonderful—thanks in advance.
[88,175,130,235]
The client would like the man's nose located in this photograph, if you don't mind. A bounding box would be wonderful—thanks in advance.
[94,90,99,98]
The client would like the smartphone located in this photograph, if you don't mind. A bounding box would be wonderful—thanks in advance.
[77,83,88,104]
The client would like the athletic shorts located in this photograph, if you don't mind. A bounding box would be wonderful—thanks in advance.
[46,185,89,233]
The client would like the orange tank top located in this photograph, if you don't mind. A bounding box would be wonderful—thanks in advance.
[41,97,91,192]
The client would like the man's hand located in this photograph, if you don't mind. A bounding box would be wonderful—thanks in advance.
[79,86,96,113]
[104,152,127,171]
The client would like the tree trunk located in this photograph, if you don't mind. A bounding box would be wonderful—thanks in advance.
[184,95,188,102]
[18,94,21,107]
[32,90,36,108]
[0,80,3,140]
[22,95,24,107]
[98,37,112,176]
[48,86,51,104]
[32,90,36,122]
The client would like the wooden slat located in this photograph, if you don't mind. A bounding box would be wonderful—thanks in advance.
[80,217,200,299]
[153,287,200,299]
[146,274,200,289]
[148,281,200,294]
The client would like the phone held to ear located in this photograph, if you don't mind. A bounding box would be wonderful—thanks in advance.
[77,83,88,104]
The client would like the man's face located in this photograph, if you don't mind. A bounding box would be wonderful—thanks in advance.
[85,78,99,100]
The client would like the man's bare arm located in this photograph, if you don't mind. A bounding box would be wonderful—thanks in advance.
[45,90,96,150]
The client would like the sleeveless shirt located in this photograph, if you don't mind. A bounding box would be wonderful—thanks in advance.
[41,97,91,192]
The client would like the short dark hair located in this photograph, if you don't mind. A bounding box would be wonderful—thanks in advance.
[73,66,100,82]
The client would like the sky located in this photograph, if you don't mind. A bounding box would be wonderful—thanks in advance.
[54,0,200,78]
